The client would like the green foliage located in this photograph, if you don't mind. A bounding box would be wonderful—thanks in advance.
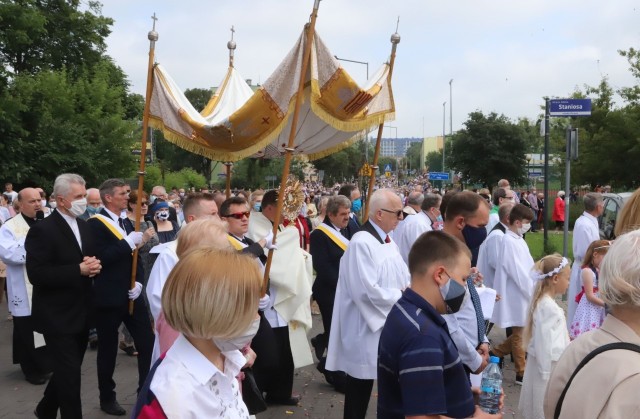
[313,139,372,184]
[425,150,443,172]
[449,111,528,187]
[405,142,422,171]
[144,165,207,192]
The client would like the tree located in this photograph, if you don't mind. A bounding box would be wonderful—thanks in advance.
[449,111,528,187]
[425,150,443,172]
[405,142,422,172]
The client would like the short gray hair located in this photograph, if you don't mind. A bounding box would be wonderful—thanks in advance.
[583,192,603,212]
[599,229,640,307]
[99,179,126,202]
[368,188,398,217]
[421,193,442,211]
[498,202,515,223]
[407,191,424,206]
[316,196,329,213]
[53,174,86,198]
[326,195,351,216]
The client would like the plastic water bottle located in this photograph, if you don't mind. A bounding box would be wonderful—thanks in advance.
[478,356,502,414]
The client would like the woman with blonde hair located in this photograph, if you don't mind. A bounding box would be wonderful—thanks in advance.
[518,253,571,419]
[614,186,640,237]
[134,249,262,418]
[544,230,640,418]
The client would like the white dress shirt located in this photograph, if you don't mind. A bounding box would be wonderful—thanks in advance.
[150,334,250,419]
[59,210,82,249]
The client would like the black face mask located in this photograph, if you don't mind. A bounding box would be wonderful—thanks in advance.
[440,275,467,314]
[462,223,487,249]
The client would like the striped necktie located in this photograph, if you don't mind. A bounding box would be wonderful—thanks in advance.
[467,276,486,346]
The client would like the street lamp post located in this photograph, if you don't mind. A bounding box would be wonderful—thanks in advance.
[442,101,446,173]
[449,79,453,139]
[334,55,369,81]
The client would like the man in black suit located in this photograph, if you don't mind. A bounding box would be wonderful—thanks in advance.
[26,173,102,418]
[338,184,362,239]
[309,195,351,389]
[87,179,154,416]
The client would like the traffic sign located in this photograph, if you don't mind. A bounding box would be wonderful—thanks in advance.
[429,172,450,181]
[528,171,542,178]
[385,171,391,178]
[359,163,373,177]
[549,99,592,117]
[384,164,392,172]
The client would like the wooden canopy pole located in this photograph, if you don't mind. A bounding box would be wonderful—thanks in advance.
[363,24,401,223]
[225,162,232,198]
[129,14,158,315]
[261,0,321,296]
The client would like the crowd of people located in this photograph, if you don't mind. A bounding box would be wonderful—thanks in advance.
[1,175,639,419]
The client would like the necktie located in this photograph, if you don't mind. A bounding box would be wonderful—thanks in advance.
[467,277,486,346]
[340,228,349,239]
[240,237,248,244]
[385,235,391,243]
[118,218,125,232]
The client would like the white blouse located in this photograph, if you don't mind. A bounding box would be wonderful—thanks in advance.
[150,334,250,419]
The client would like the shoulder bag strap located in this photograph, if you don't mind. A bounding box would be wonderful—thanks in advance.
[554,342,640,419]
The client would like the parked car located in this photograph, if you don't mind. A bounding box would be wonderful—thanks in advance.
[599,192,633,240]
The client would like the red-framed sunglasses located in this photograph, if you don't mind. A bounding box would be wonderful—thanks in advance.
[224,211,250,220]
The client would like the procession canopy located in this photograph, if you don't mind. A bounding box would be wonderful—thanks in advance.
[148,29,396,162]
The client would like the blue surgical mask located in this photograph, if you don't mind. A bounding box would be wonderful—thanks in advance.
[462,223,487,249]
[436,215,443,223]
[351,198,362,213]
[253,202,261,212]
[86,206,102,216]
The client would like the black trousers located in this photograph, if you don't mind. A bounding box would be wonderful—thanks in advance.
[252,320,294,399]
[36,332,88,419]
[13,315,50,377]
[344,375,374,419]
[313,287,336,352]
[95,299,154,403]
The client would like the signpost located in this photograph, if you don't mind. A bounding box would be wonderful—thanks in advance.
[428,172,450,181]
[549,99,592,117]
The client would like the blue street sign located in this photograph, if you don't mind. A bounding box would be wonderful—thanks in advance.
[429,172,450,181]
[549,99,592,117]
[528,171,542,178]
[384,164,392,172]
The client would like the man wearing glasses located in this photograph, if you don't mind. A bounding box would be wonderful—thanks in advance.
[326,189,410,419]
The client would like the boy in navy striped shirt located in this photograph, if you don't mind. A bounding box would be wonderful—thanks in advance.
[378,231,503,419]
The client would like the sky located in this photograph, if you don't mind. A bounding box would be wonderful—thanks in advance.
[100,0,639,139]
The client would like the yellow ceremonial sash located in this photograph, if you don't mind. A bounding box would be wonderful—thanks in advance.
[91,214,124,240]
[315,224,348,252]
[227,235,246,251]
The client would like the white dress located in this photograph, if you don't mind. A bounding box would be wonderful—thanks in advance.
[519,295,569,419]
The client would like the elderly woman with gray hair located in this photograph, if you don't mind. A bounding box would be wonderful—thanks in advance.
[544,229,640,418]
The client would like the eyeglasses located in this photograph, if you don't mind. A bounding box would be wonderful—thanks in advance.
[224,211,250,220]
[380,208,404,218]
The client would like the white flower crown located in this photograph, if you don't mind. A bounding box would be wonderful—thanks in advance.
[530,257,569,281]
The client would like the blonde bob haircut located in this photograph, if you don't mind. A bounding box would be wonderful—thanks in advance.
[175,218,231,259]
[162,248,262,339]
[599,229,640,307]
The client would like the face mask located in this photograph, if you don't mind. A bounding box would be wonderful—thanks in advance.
[41,199,47,207]
[49,201,57,209]
[462,223,487,249]
[155,210,169,221]
[439,275,468,314]
[179,192,185,198]
[86,206,102,216]
[149,195,157,205]
[253,202,261,212]
[518,222,531,236]
[67,198,87,218]
[351,198,362,213]
[213,317,260,352]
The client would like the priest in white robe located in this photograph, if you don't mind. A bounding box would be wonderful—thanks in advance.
[0,188,50,384]
[326,189,410,419]
[246,190,314,405]
[567,193,602,327]
[395,193,442,264]
[490,204,536,383]
[476,202,513,289]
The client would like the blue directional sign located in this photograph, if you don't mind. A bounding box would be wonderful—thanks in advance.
[429,172,450,181]
[549,99,592,117]
[384,164,392,172]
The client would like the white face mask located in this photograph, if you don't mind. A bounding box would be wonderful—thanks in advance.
[49,201,57,209]
[67,198,87,218]
[518,222,531,236]
[213,317,260,352]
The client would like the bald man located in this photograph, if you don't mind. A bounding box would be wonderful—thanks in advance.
[326,189,410,419]
[0,188,50,385]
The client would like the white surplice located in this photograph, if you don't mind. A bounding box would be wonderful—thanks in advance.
[0,214,32,316]
[476,224,506,289]
[394,211,433,264]
[567,212,599,327]
[325,225,410,379]
[491,230,535,328]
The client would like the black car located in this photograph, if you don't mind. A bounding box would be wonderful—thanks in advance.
[599,192,633,240]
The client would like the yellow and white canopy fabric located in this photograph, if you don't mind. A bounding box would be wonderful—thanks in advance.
[148,29,395,162]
